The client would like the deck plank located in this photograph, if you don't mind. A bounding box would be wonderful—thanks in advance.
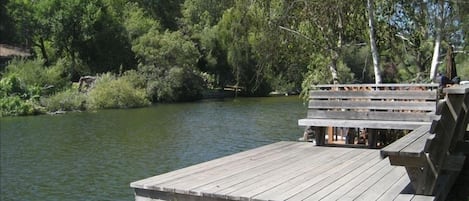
[169,143,312,195]
[195,145,331,198]
[309,158,390,201]
[291,152,384,201]
[224,148,366,200]
[131,141,296,189]
[257,149,379,201]
[376,174,412,201]
[159,142,311,194]
[131,141,435,201]
[336,160,398,201]
[353,166,407,201]
[394,194,415,201]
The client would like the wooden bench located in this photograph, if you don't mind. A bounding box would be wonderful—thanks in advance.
[298,84,439,147]
[381,85,469,201]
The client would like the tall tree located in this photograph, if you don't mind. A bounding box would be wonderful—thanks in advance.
[180,0,234,87]
[217,1,253,91]
[429,0,443,81]
[367,0,382,84]
[287,0,365,84]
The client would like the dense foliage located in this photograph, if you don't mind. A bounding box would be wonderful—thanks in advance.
[0,0,468,116]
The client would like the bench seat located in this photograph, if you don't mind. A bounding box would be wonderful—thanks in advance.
[299,118,433,130]
[381,125,432,165]
[299,84,439,146]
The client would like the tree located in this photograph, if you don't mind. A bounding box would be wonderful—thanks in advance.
[180,0,234,88]
[7,0,137,79]
[0,0,17,44]
[131,0,184,30]
[367,0,382,84]
[217,1,257,93]
[282,1,365,85]
[6,0,53,64]
[429,0,464,81]
[133,29,203,101]
[122,2,161,44]
[375,0,464,82]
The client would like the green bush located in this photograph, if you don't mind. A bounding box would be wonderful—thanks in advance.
[154,67,204,102]
[41,88,87,112]
[0,58,72,116]
[87,73,150,109]
[3,58,69,95]
[120,70,146,89]
[0,74,24,97]
[0,74,43,101]
[0,96,43,116]
[0,73,43,116]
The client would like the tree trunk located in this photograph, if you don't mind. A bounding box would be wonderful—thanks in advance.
[330,62,339,84]
[330,8,343,85]
[367,0,382,84]
[430,0,446,82]
[430,32,441,82]
[38,37,49,66]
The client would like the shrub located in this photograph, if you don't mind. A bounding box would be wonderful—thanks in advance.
[0,96,44,116]
[120,70,146,89]
[0,74,24,97]
[41,88,87,112]
[0,59,70,116]
[3,58,69,95]
[86,73,150,109]
[0,73,44,116]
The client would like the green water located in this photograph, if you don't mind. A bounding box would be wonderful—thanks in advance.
[0,96,305,201]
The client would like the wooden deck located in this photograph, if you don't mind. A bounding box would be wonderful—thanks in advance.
[130,141,434,201]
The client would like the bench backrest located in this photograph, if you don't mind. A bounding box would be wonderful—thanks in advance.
[307,84,439,122]
[423,85,469,200]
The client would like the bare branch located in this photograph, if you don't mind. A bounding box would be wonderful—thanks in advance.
[278,25,315,43]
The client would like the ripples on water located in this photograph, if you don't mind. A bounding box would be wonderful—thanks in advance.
[0,96,305,201]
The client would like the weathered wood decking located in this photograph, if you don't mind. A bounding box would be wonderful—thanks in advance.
[131,141,434,201]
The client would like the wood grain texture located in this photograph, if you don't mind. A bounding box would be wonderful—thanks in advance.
[131,142,433,201]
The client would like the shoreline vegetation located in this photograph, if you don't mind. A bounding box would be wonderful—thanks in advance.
[1,0,468,117]
[0,58,298,117]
